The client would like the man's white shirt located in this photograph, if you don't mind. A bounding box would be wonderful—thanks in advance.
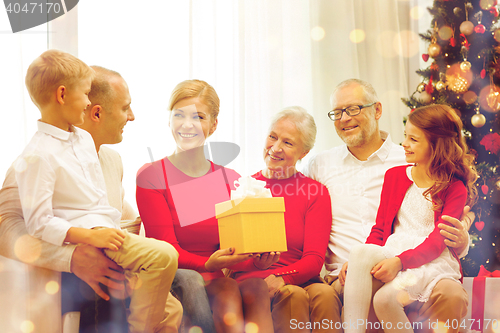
[302,131,405,277]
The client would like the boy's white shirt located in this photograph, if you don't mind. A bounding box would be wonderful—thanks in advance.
[14,121,121,246]
[0,141,139,273]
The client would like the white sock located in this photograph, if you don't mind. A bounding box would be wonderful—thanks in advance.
[344,244,386,333]
[373,281,415,333]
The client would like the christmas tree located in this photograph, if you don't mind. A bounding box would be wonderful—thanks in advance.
[403,0,500,276]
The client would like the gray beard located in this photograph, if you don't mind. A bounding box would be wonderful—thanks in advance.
[337,121,378,148]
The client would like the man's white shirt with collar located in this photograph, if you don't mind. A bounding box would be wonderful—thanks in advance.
[302,131,405,277]
[14,121,121,246]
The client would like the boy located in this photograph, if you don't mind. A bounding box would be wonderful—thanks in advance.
[15,49,178,333]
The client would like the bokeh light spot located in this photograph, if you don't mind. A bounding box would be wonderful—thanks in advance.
[463,91,478,104]
[410,6,424,20]
[188,326,203,333]
[311,26,325,41]
[350,29,365,43]
[45,281,60,295]
[20,321,34,333]
[432,321,448,333]
[14,234,42,263]
[492,318,500,333]
[480,0,495,10]
[446,63,473,93]
[24,154,39,164]
[14,158,28,173]
[479,85,500,113]
[376,31,398,58]
[394,30,419,58]
[223,312,237,326]
[396,290,411,305]
[494,29,500,42]
[245,322,259,333]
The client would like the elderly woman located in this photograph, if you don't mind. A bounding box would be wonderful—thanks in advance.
[232,107,337,333]
[136,79,273,333]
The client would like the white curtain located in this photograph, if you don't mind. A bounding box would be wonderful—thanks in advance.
[0,12,48,332]
[0,18,48,180]
[311,0,420,152]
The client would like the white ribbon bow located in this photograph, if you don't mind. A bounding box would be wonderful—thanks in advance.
[231,176,272,200]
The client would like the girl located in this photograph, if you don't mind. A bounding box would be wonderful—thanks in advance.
[343,104,477,333]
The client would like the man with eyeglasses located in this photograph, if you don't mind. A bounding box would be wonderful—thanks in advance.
[302,78,471,333]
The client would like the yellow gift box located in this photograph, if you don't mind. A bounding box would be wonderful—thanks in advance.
[215,197,287,254]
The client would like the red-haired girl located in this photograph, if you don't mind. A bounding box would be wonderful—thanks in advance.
[344,104,477,333]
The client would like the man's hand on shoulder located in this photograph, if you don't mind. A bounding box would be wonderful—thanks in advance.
[71,244,125,301]
[439,206,473,255]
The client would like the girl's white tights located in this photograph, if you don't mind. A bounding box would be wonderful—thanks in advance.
[344,244,415,333]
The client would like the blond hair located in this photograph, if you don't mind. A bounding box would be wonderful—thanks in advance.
[25,49,94,107]
[168,79,220,120]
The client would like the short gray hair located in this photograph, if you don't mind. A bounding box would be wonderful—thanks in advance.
[269,106,317,152]
[330,78,379,107]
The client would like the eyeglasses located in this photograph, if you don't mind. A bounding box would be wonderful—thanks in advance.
[328,102,376,121]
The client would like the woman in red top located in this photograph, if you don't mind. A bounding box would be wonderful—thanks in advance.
[232,107,337,333]
[136,80,273,333]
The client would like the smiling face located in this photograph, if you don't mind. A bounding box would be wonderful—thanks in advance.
[402,120,432,168]
[262,118,308,179]
[170,97,217,152]
[63,76,92,128]
[332,83,380,148]
[99,77,134,144]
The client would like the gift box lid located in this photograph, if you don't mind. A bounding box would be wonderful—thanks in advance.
[215,197,285,219]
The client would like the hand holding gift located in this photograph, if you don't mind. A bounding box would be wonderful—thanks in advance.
[253,251,281,270]
[204,247,253,272]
